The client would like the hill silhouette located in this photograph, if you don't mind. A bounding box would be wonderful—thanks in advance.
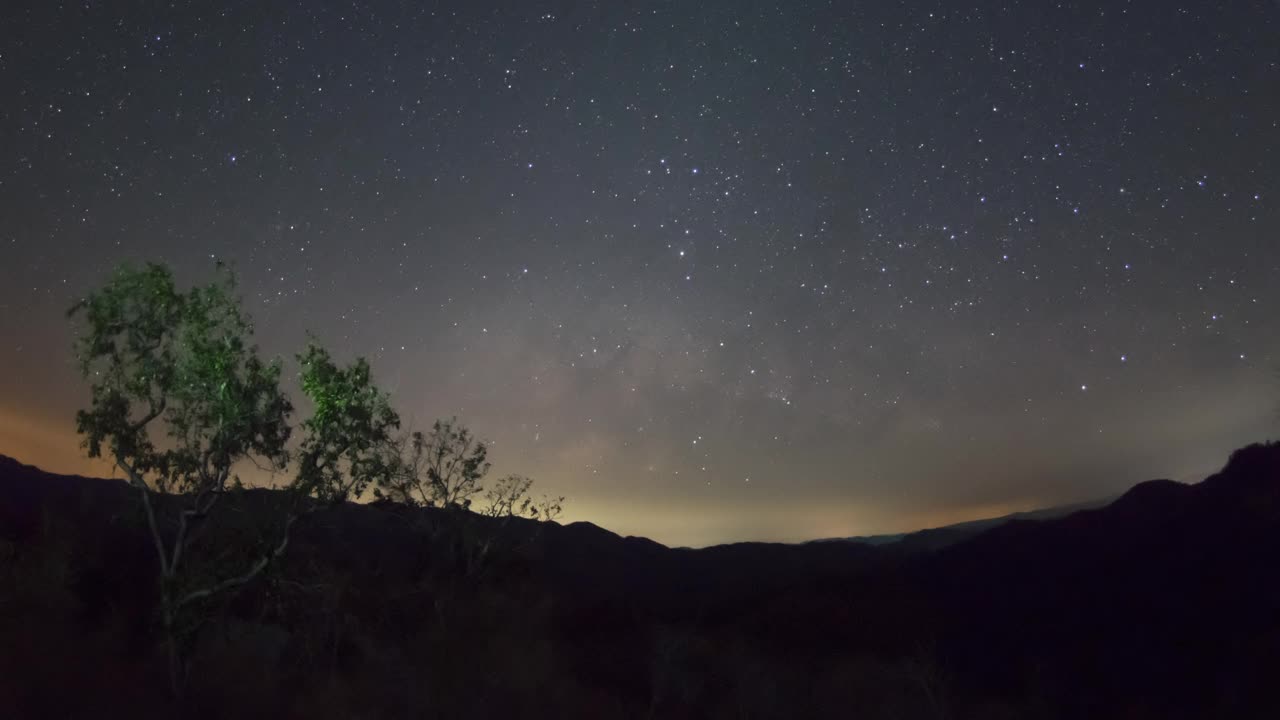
[2,443,1279,718]
[811,496,1114,552]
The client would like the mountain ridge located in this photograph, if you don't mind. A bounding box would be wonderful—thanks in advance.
[0,452,1115,552]
[2,442,1279,718]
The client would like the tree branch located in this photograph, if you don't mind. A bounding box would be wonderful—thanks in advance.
[176,513,297,609]
[173,488,225,564]
[117,457,171,576]
[129,396,166,432]
[169,483,224,576]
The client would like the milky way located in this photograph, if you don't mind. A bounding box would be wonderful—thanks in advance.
[2,1,1277,546]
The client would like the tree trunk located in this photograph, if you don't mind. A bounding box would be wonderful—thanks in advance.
[162,582,183,697]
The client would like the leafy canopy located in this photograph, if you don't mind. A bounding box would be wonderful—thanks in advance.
[69,261,405,696]
[69,262,292,492]
[295,344,401,504]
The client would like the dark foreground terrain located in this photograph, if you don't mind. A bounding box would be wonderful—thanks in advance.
[2,443,1279,719]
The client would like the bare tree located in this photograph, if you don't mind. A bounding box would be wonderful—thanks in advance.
[376,417,489,509]
[480,474,564,522]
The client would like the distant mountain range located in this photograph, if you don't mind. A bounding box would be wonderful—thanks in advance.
[2,442,1279,718]
[813,496,1115,551]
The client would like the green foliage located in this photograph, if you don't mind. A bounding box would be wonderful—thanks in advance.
[68,261,401,514]
[69,262,292,493]
[67,261,402,695]
[65,259,563,698]
[295,344,401,504]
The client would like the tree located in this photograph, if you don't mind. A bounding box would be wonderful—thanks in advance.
[480,474,535,519]
[68,262,399,695]
[294,343,400,505]
[376,417,490,509]
[481,474,564,523]
[375,420,563,522]
[375,420,564,587]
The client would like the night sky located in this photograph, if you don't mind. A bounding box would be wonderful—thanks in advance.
[1,1,1277,547]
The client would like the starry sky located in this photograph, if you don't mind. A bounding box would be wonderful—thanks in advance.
[1,1,1277,547]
